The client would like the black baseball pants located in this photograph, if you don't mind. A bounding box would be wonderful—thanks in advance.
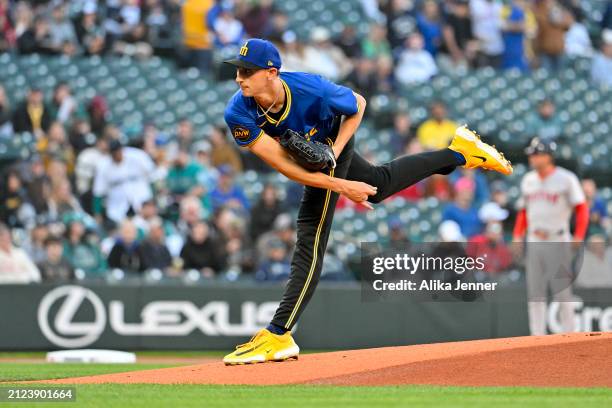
[271,130,462,330]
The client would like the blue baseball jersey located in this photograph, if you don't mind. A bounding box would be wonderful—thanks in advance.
[224,71,358,147]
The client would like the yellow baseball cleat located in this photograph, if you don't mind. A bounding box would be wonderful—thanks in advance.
[223,329,300,365]
[449,125,513,175]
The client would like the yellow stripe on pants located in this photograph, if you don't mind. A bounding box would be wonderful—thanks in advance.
[285,138,336,328]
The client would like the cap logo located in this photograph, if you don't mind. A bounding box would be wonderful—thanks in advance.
[239,42,249,56]
[267,60,273,66]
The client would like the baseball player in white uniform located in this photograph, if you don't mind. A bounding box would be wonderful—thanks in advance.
[93,140,158,225]
[513,138,589,335]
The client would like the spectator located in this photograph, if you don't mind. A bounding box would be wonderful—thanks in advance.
[255,238,291,281]
[48,2,79,56]
[210,125,243,173]
[591,29,612,88]
[526,99,563,141]
[0,0,16,52]
[37,236,74,282]
[423,173,451,201]
[107,218,144,273]
[277,31,311,73]
[12,87,51,136]
[93,140,157,225]
[581,179,610,237]
[75,136,109,210]
[75,2,106,56]
[0,84,12,137]
[284,182,304,210]
[575,234,612,288]
[138,216,173,273]
[87,95,109,136]
[263,9,289,43]
[532,0,571,71]
[12,1,31,39]
[303,26,352,82]
[114,20,153,59]
[176,195,204,237]
[132,199,158,235]
[451,169,490,208]
[490,180,516,233]
[145,0,173,51]
[46,178,83,224]
[345,57,377,100]
[17,16,55,55]
[383,0,417,50]
[181,0,213,72]
[180,220,226,276]
[389,112,414,155]
[249,184,285,241]
[212,5,245,49]
[442,178,482,238]
[442,0,478,66]
[395,32,438,85]
[387,217,411,250]
[416,0,443,56]
[22,223,50,265]
[500,0,533,71]
[166,149,203,201]
[62,218,107,277]
[334,25,362,59]
[564,9,593,57]
[237,0,274,38]
[256,213,296,263]
[50,82,77,125]
[24,156,51,215]
[374,55,395,94]
[361,24,392,60]
[416,101,458,150]
[209,165,250,212]
[603,2,612,31]
[470,0,504,68]
[432,220,467,266]
[192,139,219,193]
[361,0,386,23]
[467,202,513,274]
[0,170,36,229]
[37,121,76,174]
[0,223,41,284]
[212,205,249,273]
[166,118,195,161]
[68,119,96,154]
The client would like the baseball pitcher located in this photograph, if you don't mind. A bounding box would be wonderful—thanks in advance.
[222,39,513,364]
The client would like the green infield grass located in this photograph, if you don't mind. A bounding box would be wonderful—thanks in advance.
[0,360,609,407]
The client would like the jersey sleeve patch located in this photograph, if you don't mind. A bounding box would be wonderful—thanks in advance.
[224,100,262,147]
[232,126,251,142]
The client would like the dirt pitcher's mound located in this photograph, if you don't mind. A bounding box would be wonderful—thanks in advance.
[42,333,612,387]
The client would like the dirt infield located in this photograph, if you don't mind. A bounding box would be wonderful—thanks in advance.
[42,333,611,387]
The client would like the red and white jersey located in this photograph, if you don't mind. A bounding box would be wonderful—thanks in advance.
[518,166,585,242]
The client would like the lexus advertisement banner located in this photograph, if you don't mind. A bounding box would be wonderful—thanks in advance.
[0,283,610,350]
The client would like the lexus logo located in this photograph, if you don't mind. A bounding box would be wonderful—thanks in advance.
[37,286,106,348]
[37,286,280,348]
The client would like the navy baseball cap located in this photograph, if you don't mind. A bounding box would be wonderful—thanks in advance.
[525,137,557,156]
[224,39,282,70]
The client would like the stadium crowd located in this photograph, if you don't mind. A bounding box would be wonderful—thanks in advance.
[0,0,611,286]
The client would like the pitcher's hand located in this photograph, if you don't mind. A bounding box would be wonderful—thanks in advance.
[338,179,377,210]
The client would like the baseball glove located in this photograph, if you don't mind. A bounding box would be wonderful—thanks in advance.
[279,129,336,171]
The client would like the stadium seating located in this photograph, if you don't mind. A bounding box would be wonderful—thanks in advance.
[1,0,611,249]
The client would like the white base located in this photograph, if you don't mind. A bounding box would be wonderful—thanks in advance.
[46,349,136,364]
